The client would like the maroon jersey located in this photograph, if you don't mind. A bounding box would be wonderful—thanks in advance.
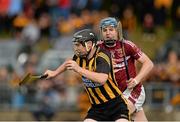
[99,40,143,92]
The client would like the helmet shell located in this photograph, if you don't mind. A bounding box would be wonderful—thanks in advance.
[72,29,97,44]
[100,17,118,29]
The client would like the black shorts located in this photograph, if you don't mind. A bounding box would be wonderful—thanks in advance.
[85,96,130,121]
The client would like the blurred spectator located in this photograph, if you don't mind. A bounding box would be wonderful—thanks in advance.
[150,50,180,85]
[71,0,88,15]
[58,0,71,19]
[32,79,61,121]
[81,10,93,29]
[154,0,172,26]
[23,0,35,19]
[47,0,61,38]
[171,0,180,31]
[77,90,91,120]
[142,13,156,42]
[92,10,109,33]
[154,0,172,9]
[64,70,81,106]
[8,0,23,17]
[13,12,30,39]
[109,3,121,17]
[0,0,11,33]
[10,69,21,87]
[57,16,74,34]
[0,66,12,105]
[149,63,167,82]
[53,73,67,103]
[110,0,135,17]
[16,19,40,65]
[38,13,51,37]
[165,50,180,85]
[0,0,10,15]
[20,54,39,105]
[34,0,49,18]
[171,93,180,106]
[9,66,26,110]
[87,0,102,11]
[136,0,154,23]
[21,19,40,46]
[11,87,26,109]
[22,53,39,75]
[71,13,84,30]
[143,13,155,34]
[121,5,136,39]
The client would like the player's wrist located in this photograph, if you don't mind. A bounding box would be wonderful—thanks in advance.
[76,66,82,73]
[133,78,139,85]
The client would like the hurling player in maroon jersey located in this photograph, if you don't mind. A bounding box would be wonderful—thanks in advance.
[98,17,154,121]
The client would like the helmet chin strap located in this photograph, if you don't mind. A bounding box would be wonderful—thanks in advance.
[104,39,116,47]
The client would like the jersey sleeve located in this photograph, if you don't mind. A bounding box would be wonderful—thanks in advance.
[125,40,143,60]
[96,50,111,75]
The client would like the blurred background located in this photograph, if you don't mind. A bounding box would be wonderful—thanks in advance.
[0,0,179,121]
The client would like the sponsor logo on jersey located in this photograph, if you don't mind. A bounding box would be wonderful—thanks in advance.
[82,76,102,88]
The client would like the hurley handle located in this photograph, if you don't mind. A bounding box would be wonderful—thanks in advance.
[40,74,48,79]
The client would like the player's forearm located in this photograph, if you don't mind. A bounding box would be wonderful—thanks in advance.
[135,59,154,82]
[78,67,108,84]
[55,62,67,76]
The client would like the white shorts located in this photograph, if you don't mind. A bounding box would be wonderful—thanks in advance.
[123,85,145,112]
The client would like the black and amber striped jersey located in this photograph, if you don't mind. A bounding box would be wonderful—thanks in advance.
[73,47,123,105]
